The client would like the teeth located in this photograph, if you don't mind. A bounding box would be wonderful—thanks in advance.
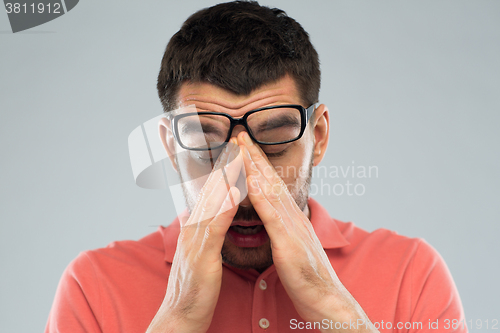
[231,225,264,235]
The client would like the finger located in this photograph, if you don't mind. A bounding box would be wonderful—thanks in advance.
[237,131,308,229]
[197,143,243,223]
[181,183,240,265]
[189,143,233,218]
[238,132,296,208]
[191,139,239,211]
[205,139,243,203]
[240,142,311,235]
[240,144,297,217]
[188,142,239,226]
[245,174,290,248]
[244,137,289,192]
[201,187,241,255]
[222,143,244,193]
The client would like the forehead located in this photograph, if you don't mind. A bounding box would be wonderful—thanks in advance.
[176,75,302,117]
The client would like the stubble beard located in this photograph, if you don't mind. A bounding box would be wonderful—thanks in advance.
[177,151,314,272]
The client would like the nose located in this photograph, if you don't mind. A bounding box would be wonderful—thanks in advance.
[229,124,247,141]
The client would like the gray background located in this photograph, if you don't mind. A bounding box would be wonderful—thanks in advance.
[1,0,499,332]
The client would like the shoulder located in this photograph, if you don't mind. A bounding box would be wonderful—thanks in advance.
[331,219,445,274]
[68,228,166,280]
[335,219,405,242]
[336,219,433,254]
[48,229,169,332]
[324,219,465,323]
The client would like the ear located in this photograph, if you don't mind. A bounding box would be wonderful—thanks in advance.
[158,116,179,173]
[310,104,329,166]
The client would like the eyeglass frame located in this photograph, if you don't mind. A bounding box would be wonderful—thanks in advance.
[168,104,317,151]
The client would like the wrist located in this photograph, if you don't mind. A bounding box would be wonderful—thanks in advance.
[146,307,210,333]
[317,296,378,332]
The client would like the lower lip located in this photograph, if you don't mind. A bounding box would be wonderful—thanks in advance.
[226,227,269,247]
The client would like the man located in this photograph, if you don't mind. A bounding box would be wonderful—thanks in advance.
[46,1,466,332]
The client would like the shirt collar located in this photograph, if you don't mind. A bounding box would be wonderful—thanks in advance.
[160,197,350,263]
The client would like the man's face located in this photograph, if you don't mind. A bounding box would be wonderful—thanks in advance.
[172,75,318,272]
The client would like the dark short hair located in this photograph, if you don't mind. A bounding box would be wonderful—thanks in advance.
[157,1,320,112]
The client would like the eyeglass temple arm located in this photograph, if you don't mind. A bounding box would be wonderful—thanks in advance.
[306,104,317,122]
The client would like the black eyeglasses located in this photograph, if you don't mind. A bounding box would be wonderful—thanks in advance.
[169,104,316,151]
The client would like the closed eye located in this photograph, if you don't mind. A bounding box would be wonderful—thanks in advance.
[181,123,225,137]
[252,116,301,135]
[263,147,288,158]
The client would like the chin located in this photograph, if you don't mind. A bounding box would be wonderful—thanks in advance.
[221,239,273,272]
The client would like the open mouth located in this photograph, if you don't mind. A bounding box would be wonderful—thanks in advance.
[230,225,265,235]
[227,222,269,248]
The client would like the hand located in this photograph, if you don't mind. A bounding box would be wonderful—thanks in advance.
[238,132,378,332]
[147,139,243,333]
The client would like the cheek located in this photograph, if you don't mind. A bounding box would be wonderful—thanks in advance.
[272,141,313,190]
[176,149,213,196]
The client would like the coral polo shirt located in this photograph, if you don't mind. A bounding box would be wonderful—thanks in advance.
[46,198,466,332]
